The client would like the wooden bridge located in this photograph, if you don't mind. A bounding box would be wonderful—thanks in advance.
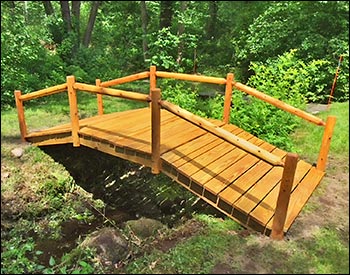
[14,66,336,240]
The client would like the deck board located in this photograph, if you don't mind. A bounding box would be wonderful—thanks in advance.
[25,107,326,236]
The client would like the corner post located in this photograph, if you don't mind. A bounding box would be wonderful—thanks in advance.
[96,78,104,115]
[271,153,298,240]
[67,75,80,147]
[316,116,336,172]
[151,87,161,174]
[14,90,27,142]
[223,73,234,124]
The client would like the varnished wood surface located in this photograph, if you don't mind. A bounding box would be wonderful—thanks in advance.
[25,107,325,236]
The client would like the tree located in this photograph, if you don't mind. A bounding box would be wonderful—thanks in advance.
[159,1,174,29]
[140,0,149,62]
[83,1,101,47]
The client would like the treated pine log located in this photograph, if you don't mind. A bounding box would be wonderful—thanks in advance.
[316,116,336,171]
[67,76,80,146]
[100,71,150,87]
[233,82,326,126]
[14,90,27,141]
[156,71,226,85]
[19,83,67,101]
[150,66,157,108]
[151,88,161,174]
[270,153,298,240]
[159,100,284,167]
[223,73,234,124]
[73,82,151,102]
[95,79,104,115]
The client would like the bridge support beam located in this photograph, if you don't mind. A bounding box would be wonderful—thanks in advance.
[317,116,336,172]
[151,88,161,174]
[271,152,298,240]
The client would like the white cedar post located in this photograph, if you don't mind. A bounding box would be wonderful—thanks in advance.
[14,90,27,142]
[316,116,336,171]
[223,73,234,124]
[151,88,161,174]
[67,75,80,147]
[96,78,104,115]
[271,152,298,240]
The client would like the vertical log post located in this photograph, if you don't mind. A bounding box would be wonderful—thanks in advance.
[96,78,104,115]
[223,73,234,124]
[151,87,161,174]
[14,90,27,142]
[150,65,157,107]
[67,75,80,147]
[271,153,298,240]
[316,116,336,172]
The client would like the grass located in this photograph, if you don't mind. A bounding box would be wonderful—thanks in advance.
[291,101,349,163]
[1,96,348,274]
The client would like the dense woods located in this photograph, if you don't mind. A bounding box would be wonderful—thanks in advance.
[1,1,348,108]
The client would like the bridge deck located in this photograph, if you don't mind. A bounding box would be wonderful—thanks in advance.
[25,107,324,236]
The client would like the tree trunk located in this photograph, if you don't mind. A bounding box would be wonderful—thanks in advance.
[206,1,218,40]
[176,1,188,66]
[42,1,63,45]
[82,1,101,47]
[71,1,81,50]
[140,0,149,62]
[42,1,54,15]
[60,1,72,33]
[159,1,174,29]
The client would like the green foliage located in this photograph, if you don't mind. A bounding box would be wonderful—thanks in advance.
[231,50,314,150]
[1,3,66,109]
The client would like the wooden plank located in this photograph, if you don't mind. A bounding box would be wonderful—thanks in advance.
[231,148,287,220]
[266,167,324,232]
[190,135,262,190]
[214,144,278,216]
[202,138,272,200]
[80,137,152,168]
[172,125,243,171]
[14,90,27,141]
[161,121,233,164]
[248,160,312,229]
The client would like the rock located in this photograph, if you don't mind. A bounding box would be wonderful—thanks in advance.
[11,148,24,158]
[126,217,166,238]
[80,227,128,264]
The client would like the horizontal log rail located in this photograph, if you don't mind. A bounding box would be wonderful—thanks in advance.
[74,82,151,102]
[156,71,227,85]
[159,99,285,167]
[100,71,150,88]
[19,83,67,101]
[232,82,325,126]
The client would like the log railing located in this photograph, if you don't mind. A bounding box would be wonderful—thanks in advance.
[14,65,336,240]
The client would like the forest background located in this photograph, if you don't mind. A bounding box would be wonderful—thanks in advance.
[1,1,349,274]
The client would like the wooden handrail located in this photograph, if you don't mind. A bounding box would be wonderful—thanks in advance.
[156,71,227,85]
[100,71,150,87]
[151,88,161,174]
[74,82,151,102]
[19,83,67,101]
[67,76,80,146]
[232,82,326,126]
[159,100,285,167]
[223,73,234,123]
[317,116,337,171]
